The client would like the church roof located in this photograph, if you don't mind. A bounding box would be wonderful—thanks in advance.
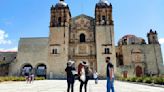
[71,14,94,21]
[58,1,67,6]
[96,0,112,8]
[0,51,17,53]
[53,0,68,9]
[118,34,145,45]
[99,0,110,5]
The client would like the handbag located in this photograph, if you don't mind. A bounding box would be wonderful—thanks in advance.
[71,70,77,75]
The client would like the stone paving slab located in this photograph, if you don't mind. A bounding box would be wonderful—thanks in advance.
[0,80,164,92]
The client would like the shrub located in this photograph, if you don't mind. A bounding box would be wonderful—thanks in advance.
[130,77,137,82]
[125,78,131,81]
[153,77,164,84]
[35,77,45,80]
[0,76,45,82]
[117,76,164,85]
[117,77,126,81]
[142,77,152,83]
[136,77,143,82]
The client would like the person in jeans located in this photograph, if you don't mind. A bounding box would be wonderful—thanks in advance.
[65,60,76,92]
[93,70,98,84]
[106,57,115,92]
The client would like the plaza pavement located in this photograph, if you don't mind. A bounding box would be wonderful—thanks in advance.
[0,80,164,92]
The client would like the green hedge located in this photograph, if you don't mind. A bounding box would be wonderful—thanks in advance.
[0,76,45,82]
[117,76,164,85]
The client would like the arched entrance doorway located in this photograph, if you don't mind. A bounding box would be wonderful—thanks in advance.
[136,66,142,77]
[21,64,33,76]
[36,64,47,78]
[123,71,128,78]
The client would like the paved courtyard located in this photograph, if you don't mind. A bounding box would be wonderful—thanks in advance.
[0,80,164,92]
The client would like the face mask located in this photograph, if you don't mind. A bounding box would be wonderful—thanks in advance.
[106,60,108,63]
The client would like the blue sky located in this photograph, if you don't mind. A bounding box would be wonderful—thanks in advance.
[0,0,164,62]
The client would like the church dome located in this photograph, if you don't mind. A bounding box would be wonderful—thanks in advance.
[96,0,111,7]
[55,0,68,7]
[99,0,109,5]
[58,0,67,6]
[118,35,146,46]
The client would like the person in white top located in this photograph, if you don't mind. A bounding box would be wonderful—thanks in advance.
[93,70,98,84]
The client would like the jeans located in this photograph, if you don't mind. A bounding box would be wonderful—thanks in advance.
[94,78,98,84]
[107,77,115,92]
[80,77,89,92]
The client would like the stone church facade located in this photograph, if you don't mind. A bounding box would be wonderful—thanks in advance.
[116,30,164,78]
[5,0,164,78]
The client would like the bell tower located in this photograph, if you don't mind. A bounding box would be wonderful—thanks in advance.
[95,0,116,77]
[147,29,159,44]
[50,0,71,27]
[95,0,113,25]
[48,0,71,78]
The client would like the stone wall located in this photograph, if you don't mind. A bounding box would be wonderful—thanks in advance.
[96,25,116,77]
[0,52,17,62]
[9,37,49,76]
[0,52,17,76]
[48,27,69,79]
[0,64,9,76]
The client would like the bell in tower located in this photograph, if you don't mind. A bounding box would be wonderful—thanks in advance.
[50,0,71,27]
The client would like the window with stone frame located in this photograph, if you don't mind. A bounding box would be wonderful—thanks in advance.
[104,48,110,54]
[52,48,58,54]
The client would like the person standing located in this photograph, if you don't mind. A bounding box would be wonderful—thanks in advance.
[30,73,35,83]
[106,57,115,92]
[65,60,76,92]
[93,70,98,84]
[78,61,91,92]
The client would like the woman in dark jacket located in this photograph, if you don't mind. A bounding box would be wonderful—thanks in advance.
[65,61,76,92]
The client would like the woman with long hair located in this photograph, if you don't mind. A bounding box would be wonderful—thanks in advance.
[78,61,91,92]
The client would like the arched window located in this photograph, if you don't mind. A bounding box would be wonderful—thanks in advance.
[58,17,61,26]
[80,33,86,42]
[36,64,47,78]
[102,16,106,25]
[21,64,33,76]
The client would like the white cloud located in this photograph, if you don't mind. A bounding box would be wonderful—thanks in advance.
[0,29,12,45]
[0,47,18,52]
[159,38,164,44]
